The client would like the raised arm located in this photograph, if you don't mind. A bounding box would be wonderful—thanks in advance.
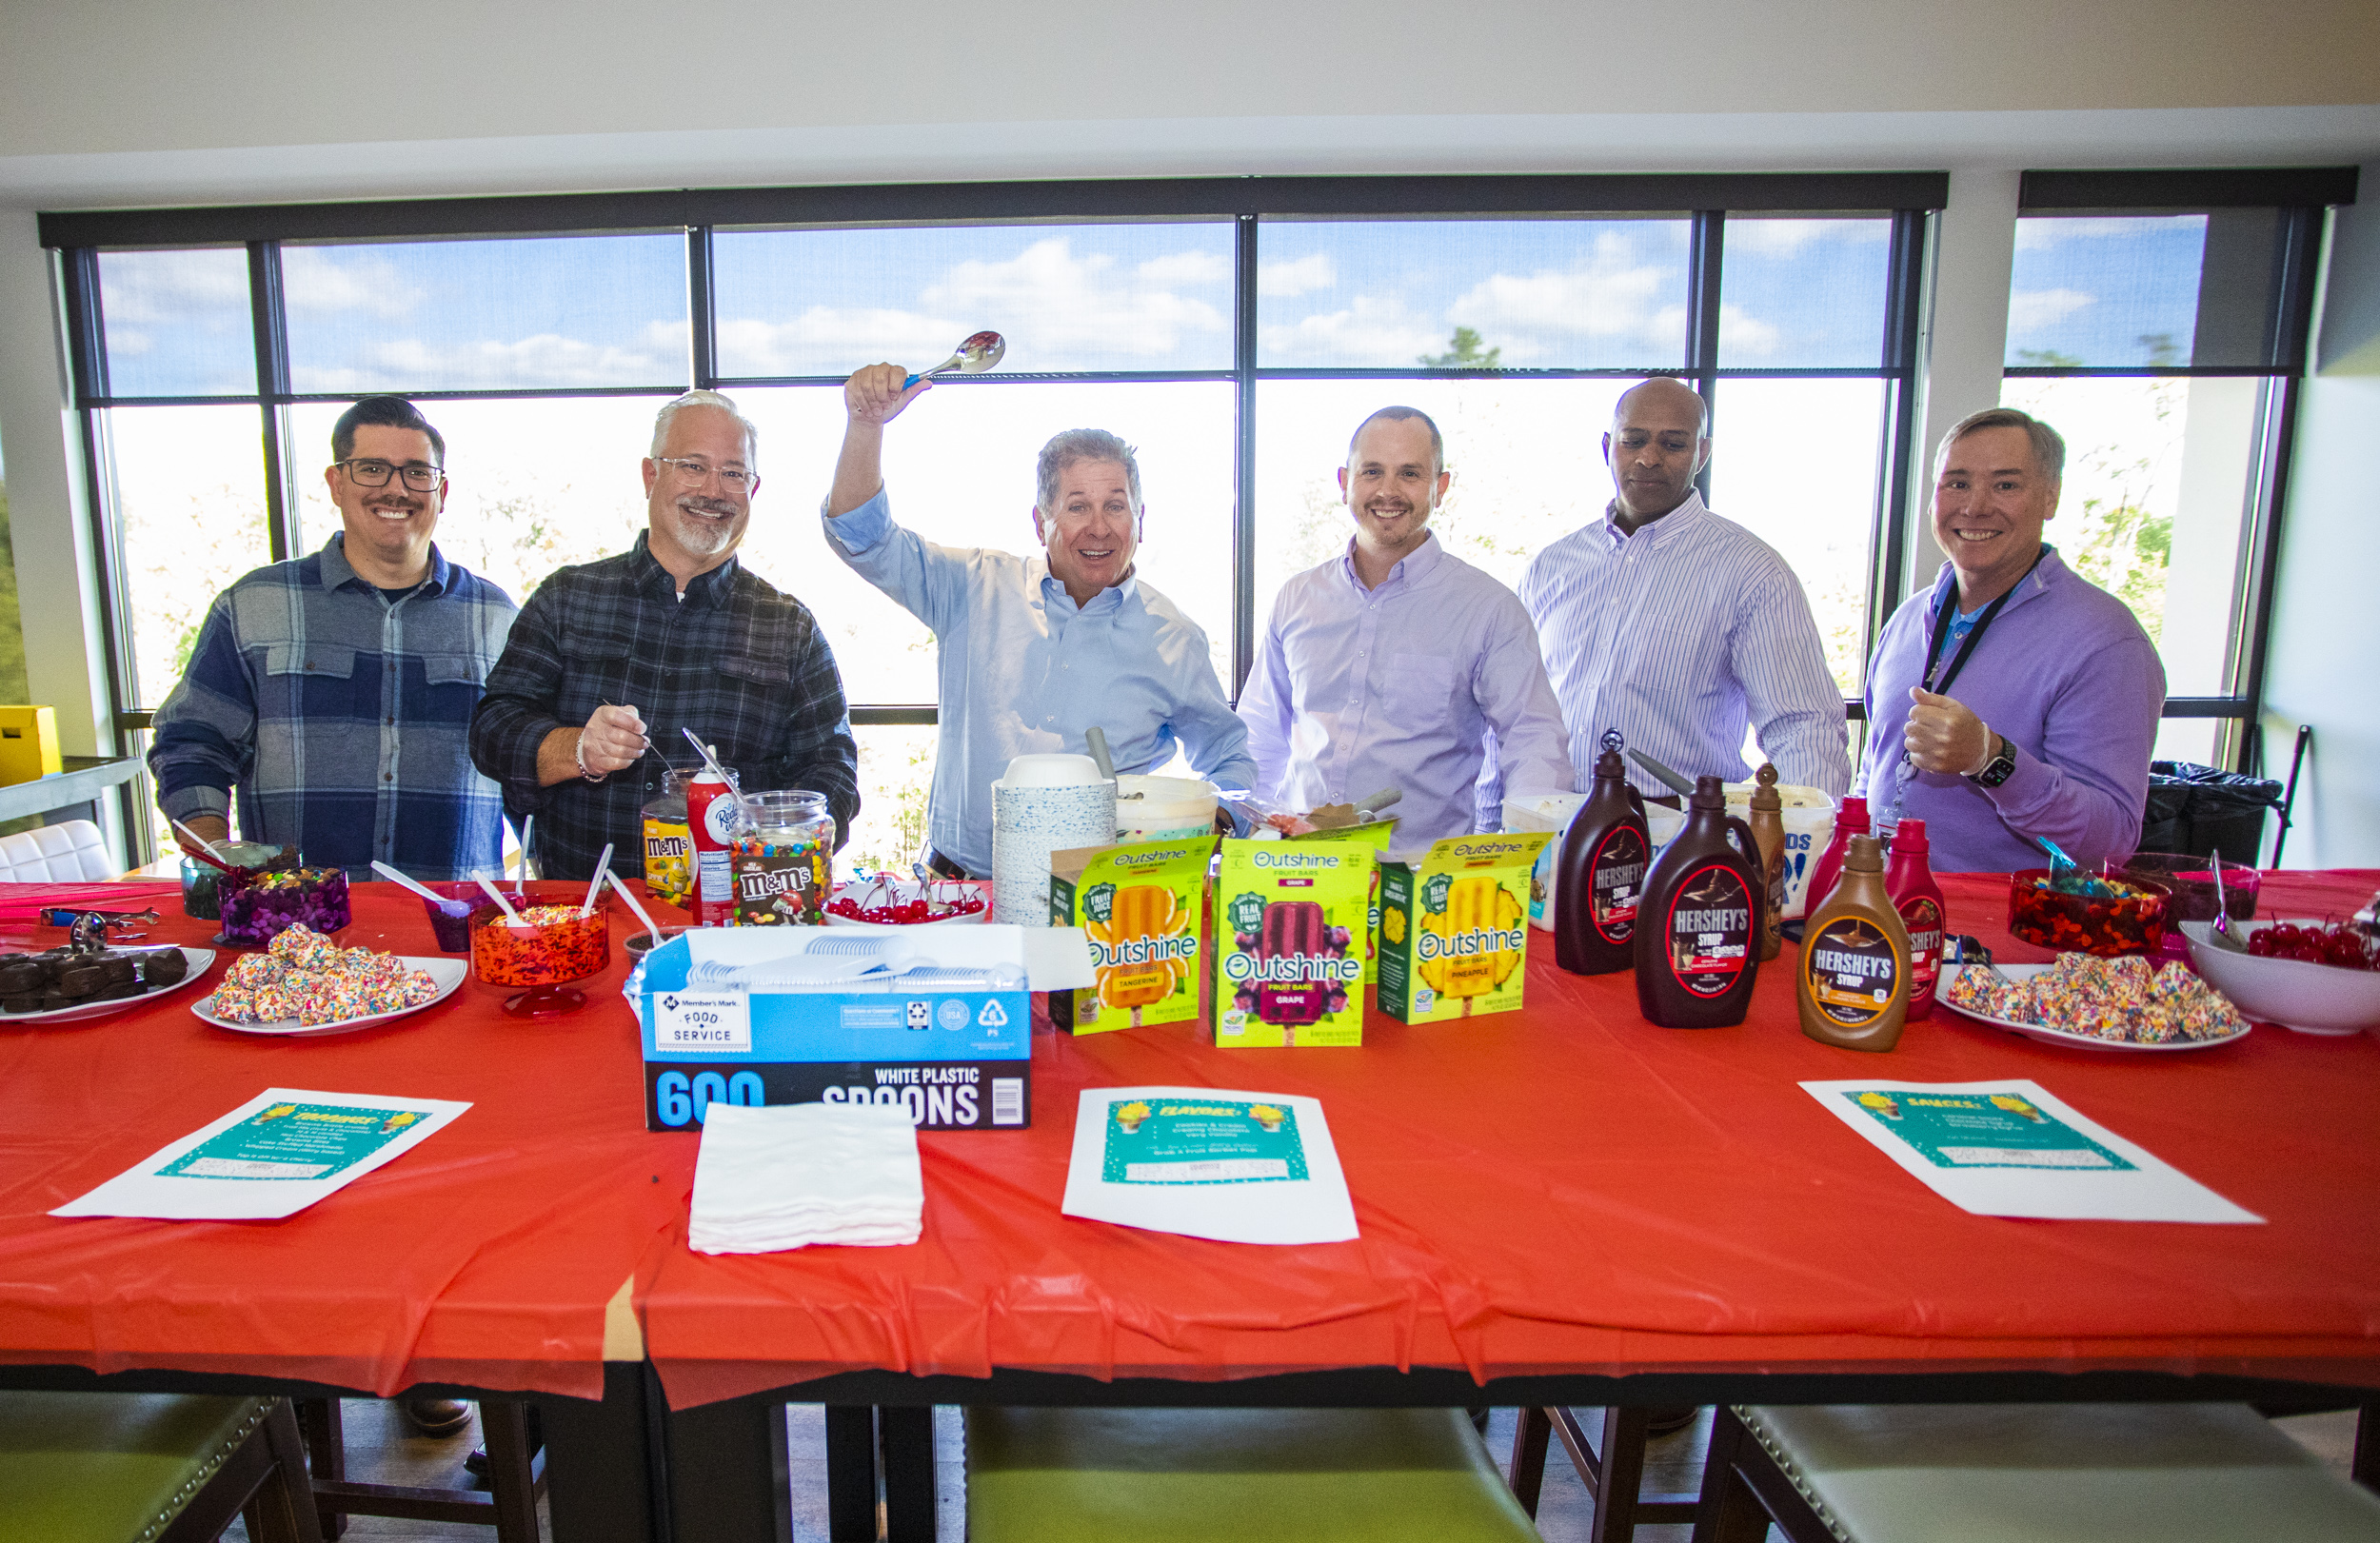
[826,364,930,518]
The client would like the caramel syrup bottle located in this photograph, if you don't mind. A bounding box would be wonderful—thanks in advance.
[1883,818,1947,1020]
[1554,731,1652,976]
[1634,776,1763,1027]
[1746,764,1789,963]
[1798,834,1912,1051]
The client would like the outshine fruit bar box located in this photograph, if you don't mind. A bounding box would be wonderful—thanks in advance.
[1212,840,1373,1048]
[1049,837,1215,1034]
[1378,833,1551,1023]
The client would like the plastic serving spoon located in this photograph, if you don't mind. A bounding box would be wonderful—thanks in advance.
[904,331,1006,388]
[372,860,467,917]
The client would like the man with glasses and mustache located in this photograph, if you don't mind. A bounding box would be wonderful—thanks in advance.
[1238,407,1573,853]
[470,389,860,881]
[150,395,519,881]
[824,365,1253,880]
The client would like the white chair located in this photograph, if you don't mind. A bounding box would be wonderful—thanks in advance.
[0,820,118,881]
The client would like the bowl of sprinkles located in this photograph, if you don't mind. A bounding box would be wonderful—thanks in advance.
[469,883,611,1018]
[2007,868,2171,958]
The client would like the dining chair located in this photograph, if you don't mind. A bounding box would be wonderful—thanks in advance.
[0,819,120,881]
[965,1407,1545,1542]
[293,1397,544,1543]
[1508,1407,1696,1539]
[1690,1402,2380,1542]
[0,1390,323,1543]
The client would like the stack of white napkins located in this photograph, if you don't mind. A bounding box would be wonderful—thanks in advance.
[688,1101,924,1254]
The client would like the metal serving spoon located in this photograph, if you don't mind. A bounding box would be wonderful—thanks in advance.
[904,331,1006,388]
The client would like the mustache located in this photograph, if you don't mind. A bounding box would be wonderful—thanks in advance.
[675,495,740,519]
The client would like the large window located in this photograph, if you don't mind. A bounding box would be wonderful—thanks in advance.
[49,175,1945,864]
[1999,172,2336,776]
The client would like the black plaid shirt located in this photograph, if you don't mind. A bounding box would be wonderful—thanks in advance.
[469,533,860,882]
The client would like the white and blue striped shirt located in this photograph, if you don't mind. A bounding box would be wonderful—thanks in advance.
[1519,494,1851,798]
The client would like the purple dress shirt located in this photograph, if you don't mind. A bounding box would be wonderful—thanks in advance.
[1859,547,2165,873]
[1239,534,1575,854]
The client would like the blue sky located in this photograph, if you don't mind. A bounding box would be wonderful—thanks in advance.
[2007,215,2208,367]
[99,215,1916,395]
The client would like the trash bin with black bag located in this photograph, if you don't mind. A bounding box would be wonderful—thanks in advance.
[2139,761,2286,866]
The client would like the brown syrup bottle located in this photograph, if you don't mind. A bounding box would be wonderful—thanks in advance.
[1746,763,1789,963]
[1554,729,1653,976]
[1634,776,1764,1027]
[1797,834,1912,1052]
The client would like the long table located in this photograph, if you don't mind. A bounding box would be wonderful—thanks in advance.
[0,883,686,1540]
[634,868,2380,1540]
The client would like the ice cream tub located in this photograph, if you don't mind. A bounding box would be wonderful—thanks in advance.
[991,757,1118,926]
[1115,776,1220,842]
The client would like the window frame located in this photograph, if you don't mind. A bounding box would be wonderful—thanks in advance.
[47,171,1951,860]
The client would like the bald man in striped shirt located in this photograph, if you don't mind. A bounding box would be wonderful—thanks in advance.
[1519,378,1851,800]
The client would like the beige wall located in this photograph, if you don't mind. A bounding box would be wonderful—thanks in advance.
[5,0,2376,162]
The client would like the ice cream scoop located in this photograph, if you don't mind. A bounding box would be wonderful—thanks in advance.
[904,331,1006,387]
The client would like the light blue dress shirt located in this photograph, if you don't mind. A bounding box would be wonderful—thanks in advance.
[826,487,1255,877]
[1520,493,1852,799]
[1238,533,1575,855]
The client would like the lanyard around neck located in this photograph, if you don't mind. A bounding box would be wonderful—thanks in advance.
[1923,547,2044,698]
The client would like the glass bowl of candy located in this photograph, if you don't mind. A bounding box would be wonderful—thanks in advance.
[2181,918,2380,1036]
[469,881,611,1017]
[415,880,524,953]
[823,872,991,929]
[218,865,351,946]
[2008,868,2171,958]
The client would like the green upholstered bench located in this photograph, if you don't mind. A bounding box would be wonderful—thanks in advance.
[1696,1402,2380,1543]
[965,1407,1543,1543]
[0,1392,322,1543]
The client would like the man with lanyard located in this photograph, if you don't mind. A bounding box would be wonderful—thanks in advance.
[1239,406,1573,853]
[1859,407,2165,871]
[823,364,1253,879]
[470,389,861,880]
[1522,377,1851,801]
[152,395,517,880]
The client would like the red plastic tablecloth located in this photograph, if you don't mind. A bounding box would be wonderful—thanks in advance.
[642,869,2380,1409]
[0,884,685,1399]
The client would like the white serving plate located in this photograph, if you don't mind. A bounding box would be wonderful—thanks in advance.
[195,956,466,1038]
[1935,961,2251,1052]
[0,947,216,1026]
[2182,920,2380,1037]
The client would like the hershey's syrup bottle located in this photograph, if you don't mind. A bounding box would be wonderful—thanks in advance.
[1554,729,1653,976]
[1634,776,1764,1028]
[1804,794,1869,920]
[1746,763,1789,963]
[1883,818,1947,1020]
[1798,834,1912,1051]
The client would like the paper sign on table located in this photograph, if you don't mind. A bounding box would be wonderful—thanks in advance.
[1061,1086,1358,1244]
[1801,1078,2259,1224]
[51,1087,470,1221]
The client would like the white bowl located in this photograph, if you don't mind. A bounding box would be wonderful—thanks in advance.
[2181,920,2380,1036]
[998,753,1107,788]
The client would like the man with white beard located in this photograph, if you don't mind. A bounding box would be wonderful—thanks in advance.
[471,390,860,881]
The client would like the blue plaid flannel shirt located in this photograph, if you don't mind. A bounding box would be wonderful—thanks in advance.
[148,536,518,879]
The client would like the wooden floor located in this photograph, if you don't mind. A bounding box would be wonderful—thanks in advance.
[222,1400,2364,1542]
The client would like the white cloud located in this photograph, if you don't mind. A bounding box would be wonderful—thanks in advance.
[2008,287,2095,334]
[289,318,686,392]
[1725,219,1889,258]
[1259,252,1336,297]
[717,306,962,377]
[1715,304,1780,359]
[1444,236,1683,362]
[281,247,426,320]
[96,250,247,326]
[1136,249,1229,287]
[2014,214,2205,251]
[918,237,1229,361]
[1258,293,1446,366]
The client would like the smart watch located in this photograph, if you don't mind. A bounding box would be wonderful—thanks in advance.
[1965,733,2017,789]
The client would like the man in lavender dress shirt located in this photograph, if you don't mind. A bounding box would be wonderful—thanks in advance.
[1859,407,2165,871]
[1239,407,1574,853]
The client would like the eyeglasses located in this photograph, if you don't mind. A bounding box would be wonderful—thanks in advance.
[654,457,754,491]
[335,459,445,491]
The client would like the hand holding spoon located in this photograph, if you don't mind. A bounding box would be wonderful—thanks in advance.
[904,331,1006,388]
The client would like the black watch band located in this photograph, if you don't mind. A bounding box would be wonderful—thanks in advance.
[1966,734,2017,788]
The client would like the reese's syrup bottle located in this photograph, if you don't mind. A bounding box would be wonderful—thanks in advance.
[1746,763,1789,963]
[1634,776,1763,1027]
[1883,818,1947,1020]
[1797,834,1911,1051]
[1554,729,1651,977]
